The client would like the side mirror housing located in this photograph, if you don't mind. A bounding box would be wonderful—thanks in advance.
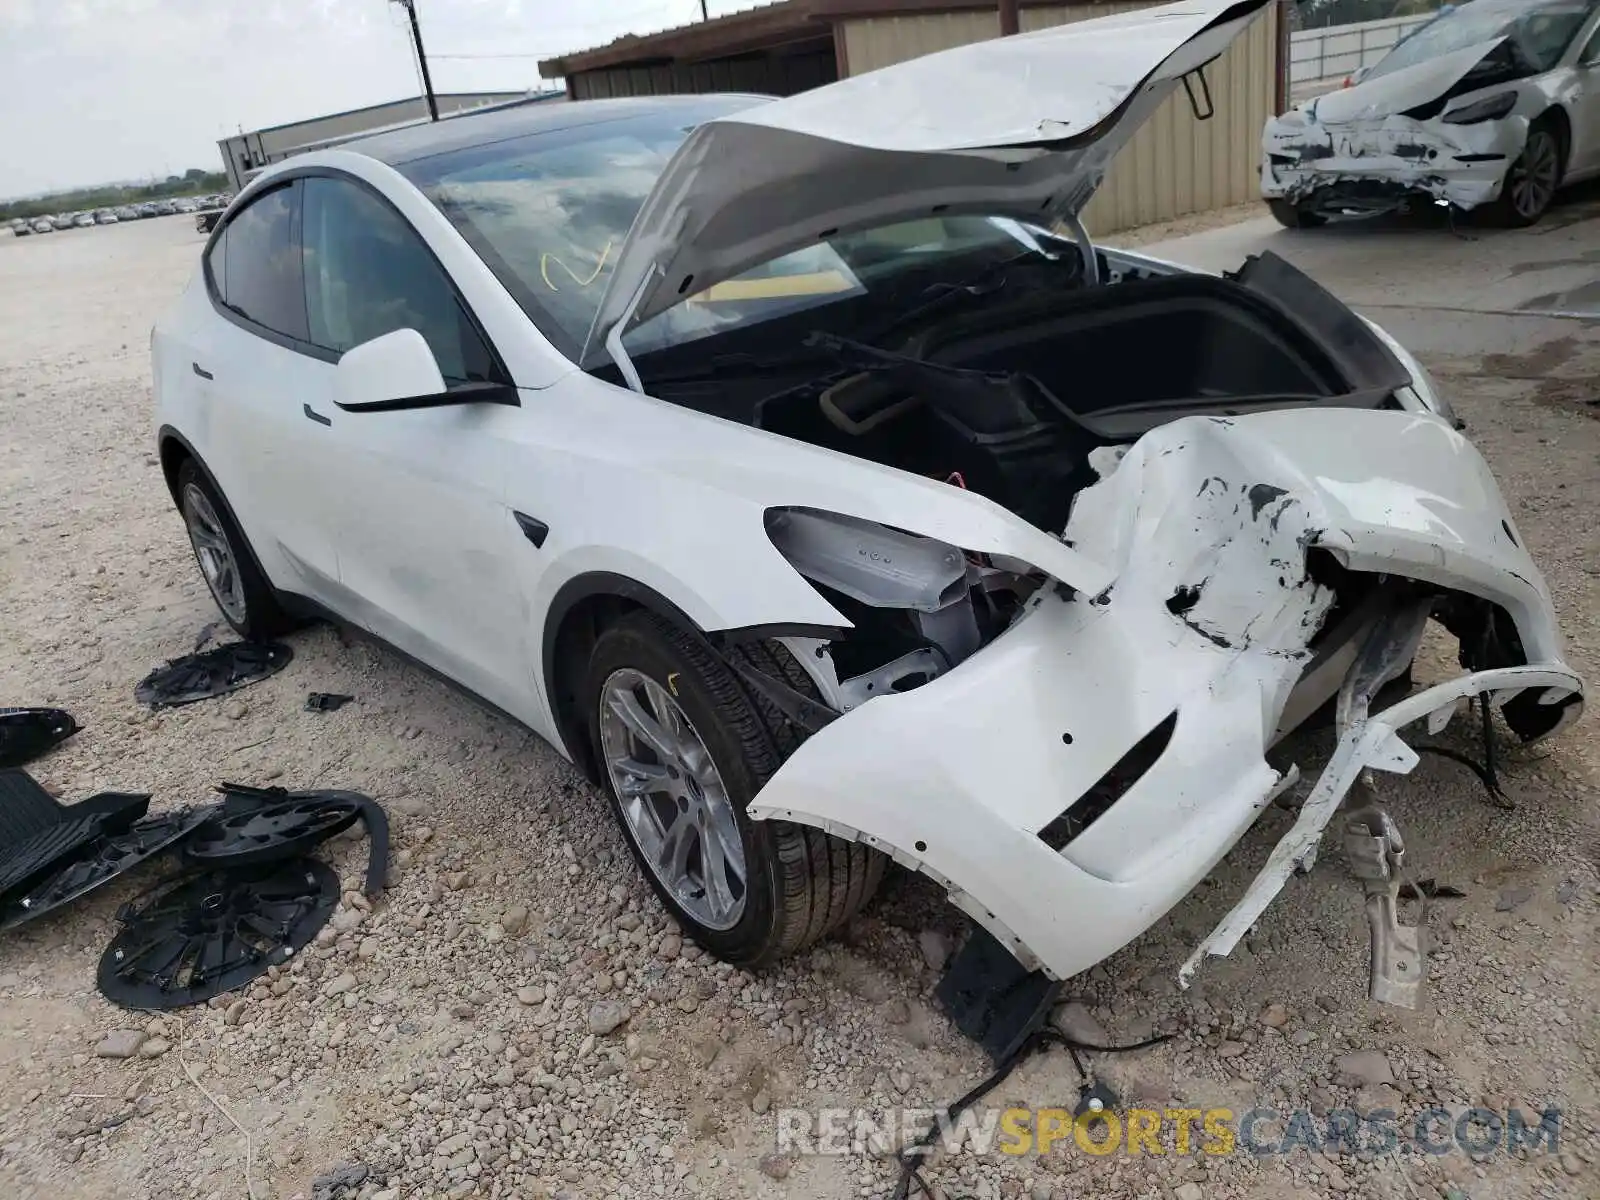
[335,329,517,412]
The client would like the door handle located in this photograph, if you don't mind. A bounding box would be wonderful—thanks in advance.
[192,362,213,380]
[303,404,332,427]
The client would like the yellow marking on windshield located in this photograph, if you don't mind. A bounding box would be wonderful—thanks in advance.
[539,239,614,291]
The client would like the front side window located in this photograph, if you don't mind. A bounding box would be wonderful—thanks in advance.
[299,176,494,385]
[221,184,307,341]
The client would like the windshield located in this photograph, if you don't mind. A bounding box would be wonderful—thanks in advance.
[1365,0,1596,79]
[401,104,1063,363]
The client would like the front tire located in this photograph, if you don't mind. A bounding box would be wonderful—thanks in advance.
[176,459,290,639]
[1268,198,1325,229]
[584,612,883,968]
[1487,120,1562,227]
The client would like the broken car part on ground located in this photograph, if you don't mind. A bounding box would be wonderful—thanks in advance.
[0,706,81,769]
[1261,0,1600,226]
[98,859,339,1010]
[134,640,292,709]
[150,0,1583,1015]
[0,761,388,1009]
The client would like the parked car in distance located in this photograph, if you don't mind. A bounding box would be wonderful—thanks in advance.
[1262,0,1600,226]
[30,219,54,234]
[95,209,118,225]
[153,0,1582,988]
[72,213,95,228]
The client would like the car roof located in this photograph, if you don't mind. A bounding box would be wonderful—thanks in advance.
[341,94,770,168]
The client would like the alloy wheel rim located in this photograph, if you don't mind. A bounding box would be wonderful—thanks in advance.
[1511,132,1559,220]
[182,483,247,625]
[597,667,747,930]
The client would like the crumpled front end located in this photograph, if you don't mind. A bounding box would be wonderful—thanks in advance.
[1261,106,1526,212]
[748,408,1582,983]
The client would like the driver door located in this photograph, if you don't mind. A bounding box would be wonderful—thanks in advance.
[298,173,538,714]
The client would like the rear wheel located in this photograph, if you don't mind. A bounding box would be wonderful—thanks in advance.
[1268,198,1325,229]
[585,612,884,967]
[176,459,290,639]
[1488,121,1562,227]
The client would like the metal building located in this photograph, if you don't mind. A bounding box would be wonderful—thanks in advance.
[215,91,552,191]
[539,0,1284,236]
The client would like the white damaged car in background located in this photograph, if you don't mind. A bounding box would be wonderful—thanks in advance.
[1263,0,1600,227]
[152,0,1583,1020]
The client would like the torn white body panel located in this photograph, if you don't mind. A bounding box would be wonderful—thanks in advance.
[749,407,1583,983]
[1261,108,1525,209]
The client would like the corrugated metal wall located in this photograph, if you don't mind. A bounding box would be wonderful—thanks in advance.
[570,49,836,99]
[840,2,1277,235]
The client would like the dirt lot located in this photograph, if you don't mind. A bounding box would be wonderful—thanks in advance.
[0,211,1596,1200]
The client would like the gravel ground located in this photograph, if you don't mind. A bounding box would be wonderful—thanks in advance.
[0,216,1595,1200]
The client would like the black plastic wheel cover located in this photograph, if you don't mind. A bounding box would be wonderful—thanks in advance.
[0,707,80,769]
[134,641,293,709]
[182,790,364,867]
[0,806,216,932]
[97,859,337,1010]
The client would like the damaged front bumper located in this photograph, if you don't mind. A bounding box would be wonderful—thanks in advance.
[1261,110,1526,212]
[748,407,1583,987]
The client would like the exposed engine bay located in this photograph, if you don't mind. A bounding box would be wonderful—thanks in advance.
[638,247,1422,701]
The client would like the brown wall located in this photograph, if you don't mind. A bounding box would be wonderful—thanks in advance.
[839,2,1276,235]
[569,49,837,100]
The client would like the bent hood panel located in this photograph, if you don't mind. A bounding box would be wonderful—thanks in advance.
[1302,39,1505,123]
[583,0,1272,361]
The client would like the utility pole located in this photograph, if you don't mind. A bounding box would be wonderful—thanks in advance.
[392,0,440,121]
[699,0,710,18]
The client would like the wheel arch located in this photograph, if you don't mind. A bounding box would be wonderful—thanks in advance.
[541,572,706,784]
[539,570,840,784]
[1539,104,1572,178]
[157,424,200,508]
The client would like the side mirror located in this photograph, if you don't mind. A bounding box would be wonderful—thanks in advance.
[334,328,516,412]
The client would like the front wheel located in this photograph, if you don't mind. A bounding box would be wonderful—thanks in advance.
[1487,123,1562,227]
[584,612,883,967]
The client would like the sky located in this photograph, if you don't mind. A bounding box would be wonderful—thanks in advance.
[0,0,758,199]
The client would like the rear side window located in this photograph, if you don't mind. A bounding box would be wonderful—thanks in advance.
[300,176,496,385]
[221,184,308,341]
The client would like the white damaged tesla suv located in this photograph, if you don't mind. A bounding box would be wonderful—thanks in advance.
[151,0,1583,991]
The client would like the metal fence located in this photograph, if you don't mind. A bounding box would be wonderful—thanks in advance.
[1288,12,1433,87]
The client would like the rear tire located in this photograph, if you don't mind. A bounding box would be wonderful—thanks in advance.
[1486,119,1562,227]
[176,459,291,640]
[585,612,884,968]
[1268,198,1325,229]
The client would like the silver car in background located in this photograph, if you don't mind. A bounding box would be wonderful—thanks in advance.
[1263,0,1600,226]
